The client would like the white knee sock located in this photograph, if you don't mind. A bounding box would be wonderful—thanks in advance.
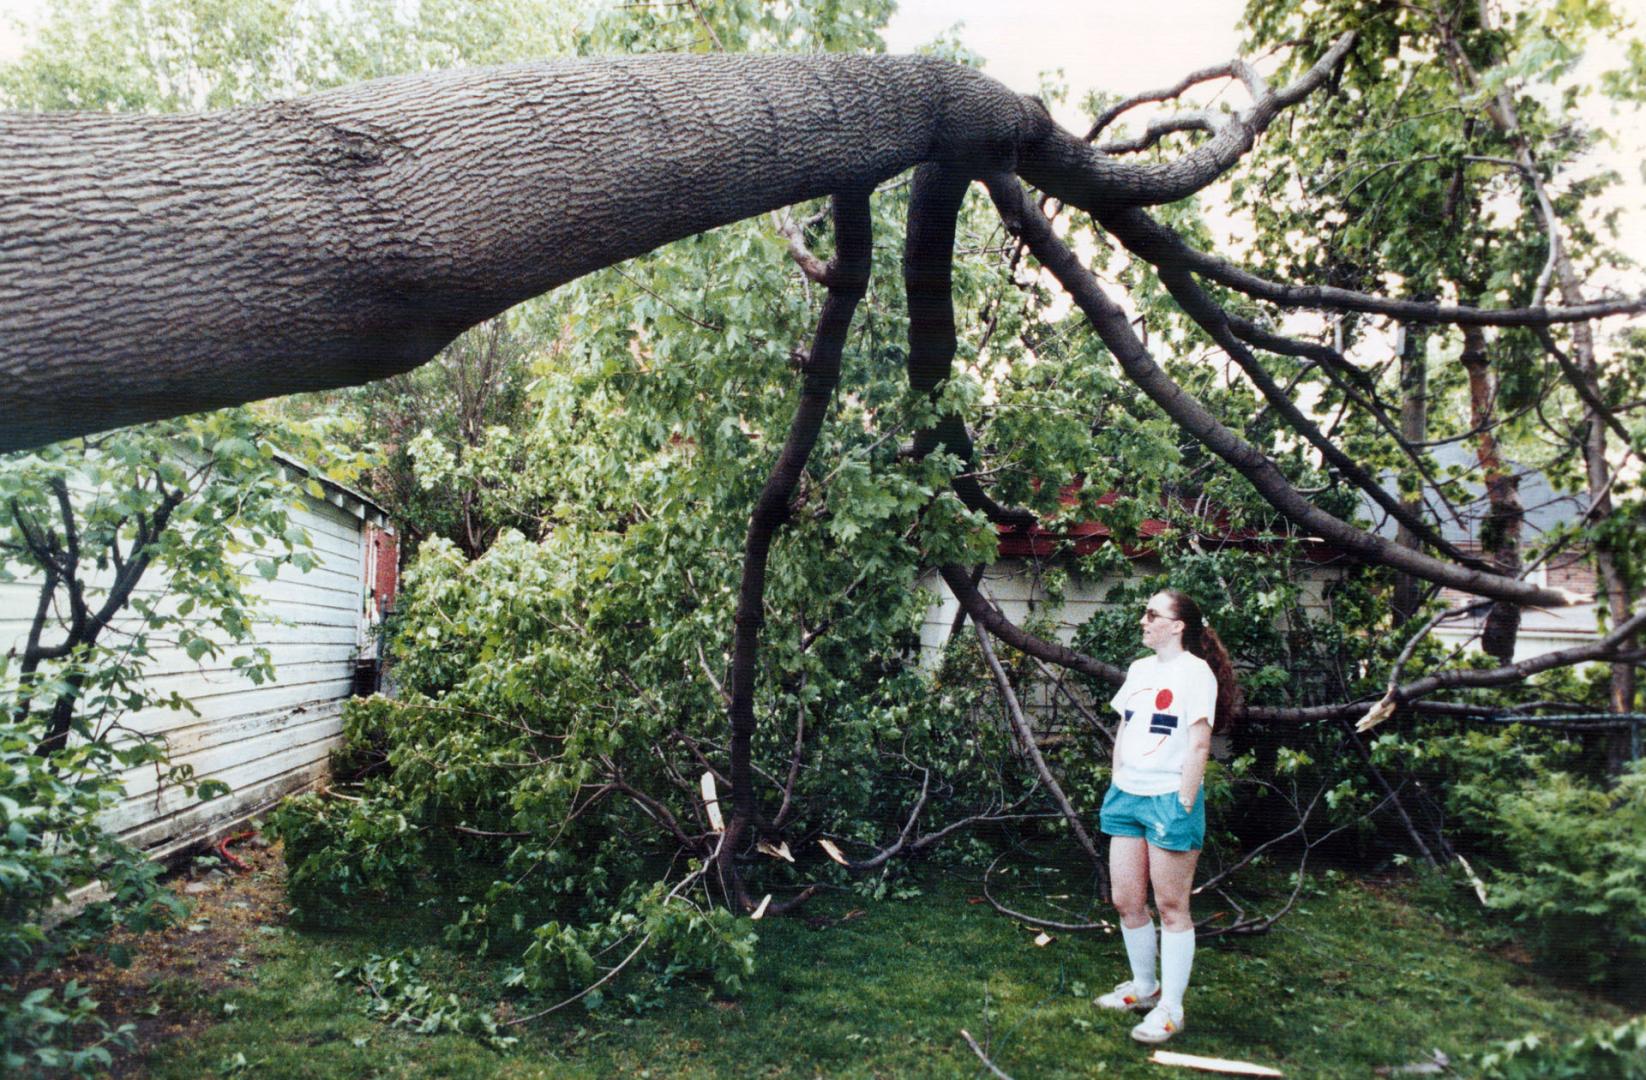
[1160,927,1195,1012]
[1120,919,1158,992]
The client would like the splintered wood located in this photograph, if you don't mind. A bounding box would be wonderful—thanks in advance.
[756,839,794,862]
[700,772,724,832]
[818,838,848,865]
[1355,692,1397,733]
[1150,1050,1283,1076]
[750,894,772,920]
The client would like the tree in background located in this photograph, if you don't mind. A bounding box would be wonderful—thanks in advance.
[1233,0,1645,716]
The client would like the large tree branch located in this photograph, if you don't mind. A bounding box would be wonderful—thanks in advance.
[1020,32,1356,209]
[0,54,1049,450]
[1226,312,1482,533]
[721,189,872,911]
[1102,206,1644,326]
[984,176,1578,608]
[904,164,1036,526]
[1244,610,1646,723]
[938,563,1123,684]
[1129,250,1490,572]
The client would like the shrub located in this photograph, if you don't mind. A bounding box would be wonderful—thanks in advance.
[0,720,184,1074]
[1468,1014,1646,1079]
[1484,762,1646,989]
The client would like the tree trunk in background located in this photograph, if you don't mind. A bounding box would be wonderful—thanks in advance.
[1461,327,1520,658]
[1460,326,1522,662]
[1392,323,1429,625]
[1436,6,1637,759]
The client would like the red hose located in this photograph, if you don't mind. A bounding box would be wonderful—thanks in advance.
[217,829,256,872]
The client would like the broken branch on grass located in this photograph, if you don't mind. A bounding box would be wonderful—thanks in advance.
[980,852,1113,932]
[960,1028,1017,1080]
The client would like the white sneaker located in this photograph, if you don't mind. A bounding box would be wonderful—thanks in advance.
[1130,1003,1185,1043]
[1094,980,1160,1012]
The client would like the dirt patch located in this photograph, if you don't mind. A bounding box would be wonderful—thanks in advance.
[29,835,289,1077]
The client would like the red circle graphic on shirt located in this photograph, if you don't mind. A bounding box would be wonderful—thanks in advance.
[1155,688,1173,710]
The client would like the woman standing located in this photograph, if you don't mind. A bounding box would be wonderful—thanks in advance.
[1094,590,1240,1044]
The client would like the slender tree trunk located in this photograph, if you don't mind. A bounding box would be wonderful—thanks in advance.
[1460,326,1523,662]
[1392,323,1429,625]
[1438,2,1637,752]
[34,670,87,757]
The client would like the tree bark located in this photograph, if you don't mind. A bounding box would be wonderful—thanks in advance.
[1392,322,1430,625]
[1460,326,1523,662]
[0,54,1046,450]
[721,190,871,909]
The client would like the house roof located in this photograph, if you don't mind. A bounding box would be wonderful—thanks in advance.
[270,451,393,529]
[1365,442,1585,545]
[993,489,1349,563]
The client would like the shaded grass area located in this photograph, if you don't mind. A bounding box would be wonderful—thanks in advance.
[141,860,1629,1079]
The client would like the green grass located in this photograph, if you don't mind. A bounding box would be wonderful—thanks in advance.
[143,865,1631,1079]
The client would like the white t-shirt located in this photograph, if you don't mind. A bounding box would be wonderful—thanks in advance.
[1109,652,1218,796]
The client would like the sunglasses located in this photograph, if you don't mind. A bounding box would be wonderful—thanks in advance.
[1142,608,1179,623]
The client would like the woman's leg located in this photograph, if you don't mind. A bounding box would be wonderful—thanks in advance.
[1110,836,1157,992]
[1147,844,1201,1015]
[1146,845,1199,932]
[1110,835,1152,925]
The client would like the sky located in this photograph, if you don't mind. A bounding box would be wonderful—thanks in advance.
[885,0,1247,131]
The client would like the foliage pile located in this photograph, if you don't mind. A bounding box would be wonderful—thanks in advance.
[333,949,518,1052]
[1469,1015,1646,1080]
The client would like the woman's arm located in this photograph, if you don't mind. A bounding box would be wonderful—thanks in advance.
[1177,718,1213,810]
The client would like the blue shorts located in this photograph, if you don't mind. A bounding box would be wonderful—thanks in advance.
[1099,785,1206,852]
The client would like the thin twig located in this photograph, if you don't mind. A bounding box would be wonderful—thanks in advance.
[960,1029,1016,1080]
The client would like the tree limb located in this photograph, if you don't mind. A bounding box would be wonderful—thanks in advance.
[985,176,1579,609]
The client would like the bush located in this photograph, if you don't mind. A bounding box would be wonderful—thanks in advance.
[0,720,185,1075]
[1485,762,1646,989]
[1468,1015,1646,1079]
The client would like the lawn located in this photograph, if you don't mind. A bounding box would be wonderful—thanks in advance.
[93,841,1631,1079]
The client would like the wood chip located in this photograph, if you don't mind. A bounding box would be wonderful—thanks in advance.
[750,894,772,920]
[818,838,848,865]
[1150,1050,1283,1077]
[1033,932,1053,947]
[700,772,724,832]
[1457,854,1488,905]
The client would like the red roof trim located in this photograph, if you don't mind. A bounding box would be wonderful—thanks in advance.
[991,488,1348,563]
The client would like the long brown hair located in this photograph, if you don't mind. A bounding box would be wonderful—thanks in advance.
[1161,589,1241,731]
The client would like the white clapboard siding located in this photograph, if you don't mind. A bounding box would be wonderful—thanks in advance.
[1,461,392,857]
